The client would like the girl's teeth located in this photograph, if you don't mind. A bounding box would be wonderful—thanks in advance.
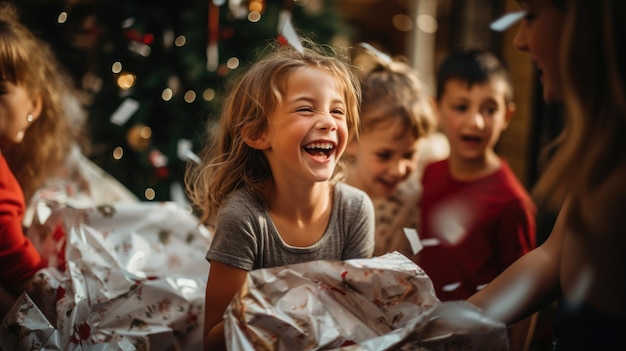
[305,142,333,149]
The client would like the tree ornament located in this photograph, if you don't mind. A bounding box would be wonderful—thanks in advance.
[125,124,152,152]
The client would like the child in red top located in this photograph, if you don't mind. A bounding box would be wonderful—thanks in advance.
[0,2,79,317]
[418,48,536,350]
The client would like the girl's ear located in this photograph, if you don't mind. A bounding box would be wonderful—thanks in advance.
[30,94,43,119]
[242,125,270,150]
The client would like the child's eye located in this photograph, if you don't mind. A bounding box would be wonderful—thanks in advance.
[296,107,314,113]
[376,152,392,161]
[481,106,498,115]
[453,105,468,112]
[331,108,346,118]
[402,152,415,160]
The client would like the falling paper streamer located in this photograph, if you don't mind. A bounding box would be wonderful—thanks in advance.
[490,11,526,32]
[185,150,202,165]
[403,228,423,255]
[110,98,139,126]
[279,12,303,54]
[359,42,392,64]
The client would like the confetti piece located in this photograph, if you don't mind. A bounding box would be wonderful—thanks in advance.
[490,11,526,32]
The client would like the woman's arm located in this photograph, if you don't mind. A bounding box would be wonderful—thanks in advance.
[203,261,248,351]
[468,202,567,325]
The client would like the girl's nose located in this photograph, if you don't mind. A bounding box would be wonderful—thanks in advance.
[317,112,337,131]
[513,22,529,52]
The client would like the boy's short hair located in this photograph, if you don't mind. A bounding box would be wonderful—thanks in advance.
[436,48,514,103]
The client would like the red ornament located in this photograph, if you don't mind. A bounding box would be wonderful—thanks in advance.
[143,33,155,45]
[156,166,169,179]
[277,34,288,46]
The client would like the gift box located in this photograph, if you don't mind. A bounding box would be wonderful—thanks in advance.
[225,252,509,351]
[2,198,212,350]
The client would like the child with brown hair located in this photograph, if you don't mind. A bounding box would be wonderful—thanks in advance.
[185,39,375,351]
[419,48,537,350]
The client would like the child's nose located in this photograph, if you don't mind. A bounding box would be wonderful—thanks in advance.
[471,112,486,130]
[390,159,413,178]
[316,112,337,131]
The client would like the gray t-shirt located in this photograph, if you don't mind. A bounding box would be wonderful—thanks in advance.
[206,182,375,270]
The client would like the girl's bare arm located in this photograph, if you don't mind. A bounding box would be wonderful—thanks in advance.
[203,261,248,351]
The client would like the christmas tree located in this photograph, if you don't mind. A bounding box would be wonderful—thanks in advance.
[16,0,352,203]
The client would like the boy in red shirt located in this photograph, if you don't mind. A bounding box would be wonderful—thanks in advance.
[418,48,536,350]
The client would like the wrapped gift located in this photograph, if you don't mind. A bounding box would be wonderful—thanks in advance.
[225,252,508,350]
[2,198,212,350]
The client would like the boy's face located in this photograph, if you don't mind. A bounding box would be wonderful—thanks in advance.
[345,119,418,199]
[436,79,513,164]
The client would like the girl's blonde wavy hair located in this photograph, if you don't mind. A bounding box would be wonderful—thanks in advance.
[352,43,436,141]
[0,2,86,200]
[186,39,361,226]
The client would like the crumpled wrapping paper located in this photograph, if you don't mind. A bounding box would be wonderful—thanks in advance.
[225,252,509,351]
[1,197,212,351]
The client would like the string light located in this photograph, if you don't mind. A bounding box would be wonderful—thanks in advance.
[112,62,123,74]
[203,88,215,101]
[145,188,156,200]
[249,1,263,12]
[248,11,261,22]
[57,12,68,24]
[113,146,124,160]
[175,35,187,47]
[117,72,136,90]
[184,90,196,103]
[226,57,239,69]
[162,88,173,101]
[140,126,152,139]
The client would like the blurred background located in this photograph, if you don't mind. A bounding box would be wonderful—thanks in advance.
[9,0,561,205]
[9,1,562,349]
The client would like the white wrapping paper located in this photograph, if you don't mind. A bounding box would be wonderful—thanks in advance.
[225,252,509,351]
[1,198,212,351]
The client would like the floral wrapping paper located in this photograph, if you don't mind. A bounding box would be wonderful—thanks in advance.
[1,197,212,351]
[2,185,508,351]
[225,252,509,351]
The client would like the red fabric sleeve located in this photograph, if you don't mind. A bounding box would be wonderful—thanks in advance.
[0,154,47,285]
[495,198,537,271]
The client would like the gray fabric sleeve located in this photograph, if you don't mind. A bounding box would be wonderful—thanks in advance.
[337,183,375,259]
[205,191,259,271]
